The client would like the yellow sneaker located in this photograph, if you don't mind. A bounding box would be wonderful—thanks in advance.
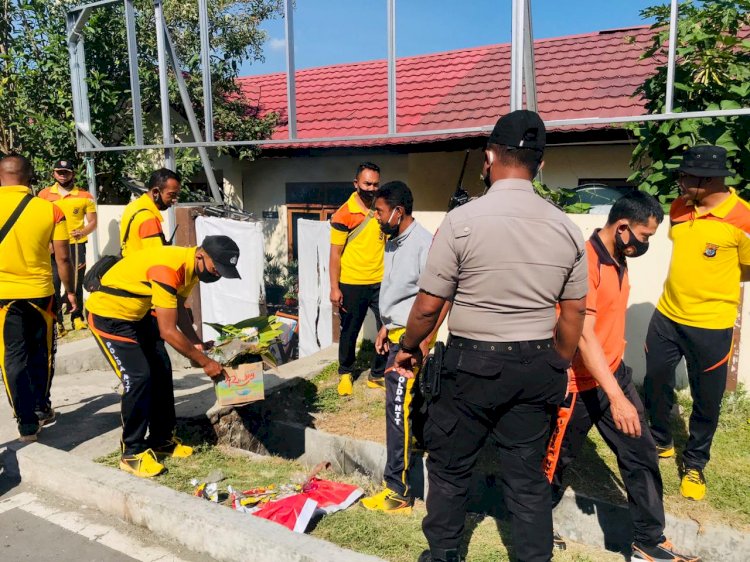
[119,449,166,478]
[361,486,413,514]
[366,373,385,389]
[680,468,706,501]
[656,444,675,459]
[337,374,353,396]
[56,322,68,338]
[73,317,88,331]
[153,436,194,459]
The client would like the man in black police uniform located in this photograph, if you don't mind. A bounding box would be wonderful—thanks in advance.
[394,110,588,562]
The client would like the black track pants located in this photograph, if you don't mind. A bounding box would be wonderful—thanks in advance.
[644,309,732,470]
[89,312,175,456]
[0,296,55,426]
[337,282,387,376]
[545,362,665,547]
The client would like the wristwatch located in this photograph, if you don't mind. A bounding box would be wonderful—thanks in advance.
[398,333,420,354]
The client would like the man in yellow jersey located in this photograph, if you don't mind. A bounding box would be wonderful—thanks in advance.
[86,236,239,478]
[645,145,749,501]
[38,159,97,333]
[329,162,387,396]
[0,155,77,442]
[361,181,449,514]
[120,168,180,257]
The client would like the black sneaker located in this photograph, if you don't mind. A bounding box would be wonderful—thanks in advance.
[553,530,567,551]
[18,422,41,443]
[632,538,701,561]
[416,549,463,562]
[35,407,56,427]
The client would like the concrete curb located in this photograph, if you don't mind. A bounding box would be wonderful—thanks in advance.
[15,444,384,562]
[55,337,190,376]
[260,421,750,562]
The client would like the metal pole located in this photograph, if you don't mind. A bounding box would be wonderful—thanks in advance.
[665,0,680,113]
[523,0,537,112]
[510,0,524,111]
[284,0,297,139]
[66,13,85,152]
[84,157,101,261]
[125,0,144,145]
[198,0,214,142]
[162,18,224,203]
[154,0,175,170]
[387,0,397,134]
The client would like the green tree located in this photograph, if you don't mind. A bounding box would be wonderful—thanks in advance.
[628,0,750,205]
[0,0,281,202]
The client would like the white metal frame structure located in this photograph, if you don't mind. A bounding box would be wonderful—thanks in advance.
[67,0,750,204]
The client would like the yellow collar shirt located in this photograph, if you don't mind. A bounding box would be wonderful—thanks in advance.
[0,186,69,299]
[86,246,198,322]
[37,183,96,243]
[658,189,750,329]
[330,193,385,285]
[120,194,166,257]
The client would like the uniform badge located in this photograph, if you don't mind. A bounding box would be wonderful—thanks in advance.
[704,243,718,258]
[73,208,80,215]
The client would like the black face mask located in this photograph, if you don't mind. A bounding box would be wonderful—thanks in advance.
[379,209,401,238]
[197,258,221,283]
[615,226,649,258]
[357,188,375,207]
[153,191,168,211]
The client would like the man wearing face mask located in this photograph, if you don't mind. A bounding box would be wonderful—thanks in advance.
[120,168,181,257]
[38,160,97,334]
[542,193,698,562]
[329,162,388,395]
[85,236,238,478]
[361,181,448,513]
[645,145,750,502]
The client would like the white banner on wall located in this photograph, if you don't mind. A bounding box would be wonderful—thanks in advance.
[195,216,265,341]
[297,219,333,358]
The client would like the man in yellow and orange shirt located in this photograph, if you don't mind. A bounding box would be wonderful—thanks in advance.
[38,159,97,333]
[645,145,750,502]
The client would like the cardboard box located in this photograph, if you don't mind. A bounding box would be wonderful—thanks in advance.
[214,361,265,407]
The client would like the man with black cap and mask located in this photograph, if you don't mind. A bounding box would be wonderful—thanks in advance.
[39,159,97,334]
[85,236,240,478]
[645,145,749,502]
[120,168,181,257]
[393,110,588,562]
[543,192,699,562]
[329,162,388,396]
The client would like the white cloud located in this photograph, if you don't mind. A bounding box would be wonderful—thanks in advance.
[268,37,287,51]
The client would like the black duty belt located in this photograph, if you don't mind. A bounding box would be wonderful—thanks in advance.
[447,335,554,353]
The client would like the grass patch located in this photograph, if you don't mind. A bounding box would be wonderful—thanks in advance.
[564,385,750,530]
[97,441,619,562]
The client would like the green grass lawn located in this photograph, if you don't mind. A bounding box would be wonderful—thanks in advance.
[97,445,620,562]
[307,343,750,531]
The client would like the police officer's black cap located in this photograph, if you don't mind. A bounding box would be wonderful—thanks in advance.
[54,160,75,171]
[677,145,732,177]
[202,235,241,279]
[488,110,546,151]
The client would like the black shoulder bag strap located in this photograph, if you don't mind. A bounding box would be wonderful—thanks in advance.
[0,193,34,246]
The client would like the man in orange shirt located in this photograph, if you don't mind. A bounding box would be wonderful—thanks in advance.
[544,192,697,562]
[38,159,97,333]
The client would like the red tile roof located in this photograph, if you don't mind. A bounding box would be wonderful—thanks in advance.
[237,26,658,150]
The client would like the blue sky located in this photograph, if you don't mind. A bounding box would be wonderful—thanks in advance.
[240,0,660,76]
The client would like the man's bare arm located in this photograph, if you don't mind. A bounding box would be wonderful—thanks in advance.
[555,296,586,362]
[402,290,447,350]
[52,239,77,311]
[578,315,640,437]
[329,244,344,307]
[155,307,223,378]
